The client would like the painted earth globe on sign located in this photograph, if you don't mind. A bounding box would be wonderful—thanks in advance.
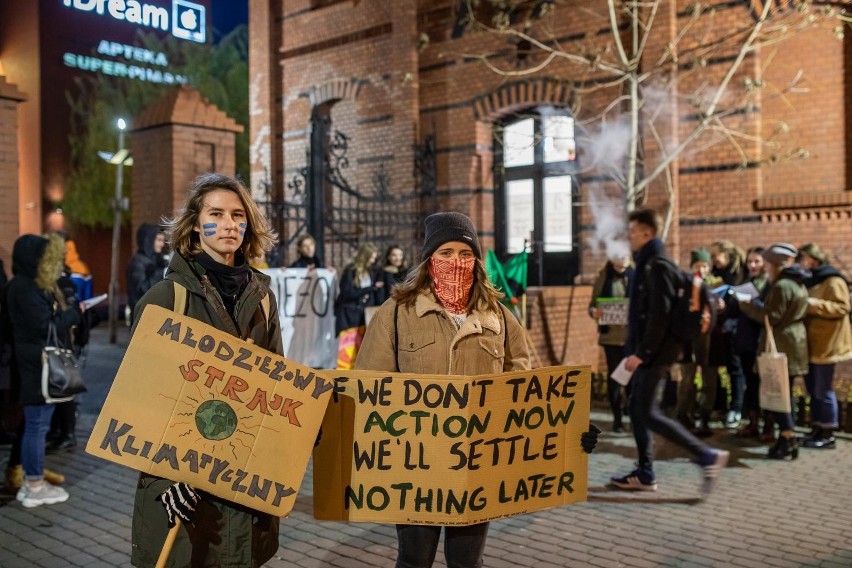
[195,400,238,441]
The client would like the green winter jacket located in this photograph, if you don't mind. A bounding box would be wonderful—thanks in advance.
[740,269,809,377]
[130,252,283,568]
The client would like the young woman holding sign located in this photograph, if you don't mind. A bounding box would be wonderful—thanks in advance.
[356,212,599,568]
[129,173,283,568]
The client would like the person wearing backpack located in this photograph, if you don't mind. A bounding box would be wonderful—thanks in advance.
[128,173,283,568]
[796,243,852,449]
[355,212,600,568]
[610,208,729,495]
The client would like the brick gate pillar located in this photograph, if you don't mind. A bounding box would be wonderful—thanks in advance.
[0,76,27,270]
[130,86,244,232]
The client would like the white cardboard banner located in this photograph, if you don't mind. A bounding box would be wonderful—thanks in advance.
[261,268,338,369]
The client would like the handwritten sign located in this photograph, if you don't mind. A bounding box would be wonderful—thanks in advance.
[313,365,591,526]
[262,268,338,369]
[85,305,332,516]
[597,298,628,326]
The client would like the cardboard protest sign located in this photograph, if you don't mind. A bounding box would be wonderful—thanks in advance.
[85,305,332,516]
[313,365,591,526]
[596,298,628,326]
[262,268,337,369]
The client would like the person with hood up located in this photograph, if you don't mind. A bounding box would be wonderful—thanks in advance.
[129,173,282,568]
[740,243,810,460]
[6,233,81,507]
[796,243,852,449]
[126,223,167,322]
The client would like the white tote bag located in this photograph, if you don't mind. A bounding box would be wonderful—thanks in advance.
[757,317,791,413]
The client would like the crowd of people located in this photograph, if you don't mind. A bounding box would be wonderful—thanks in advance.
[0,175,848,567]
[590,208,851,481]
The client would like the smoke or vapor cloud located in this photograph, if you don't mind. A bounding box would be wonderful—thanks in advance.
[586,191,630,261]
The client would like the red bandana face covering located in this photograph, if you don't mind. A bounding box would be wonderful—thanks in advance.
[430,257,475,314]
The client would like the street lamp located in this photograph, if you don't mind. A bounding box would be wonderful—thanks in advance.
[99,118,132,344]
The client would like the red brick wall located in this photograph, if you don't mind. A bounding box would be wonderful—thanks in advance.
[251,0,852,368]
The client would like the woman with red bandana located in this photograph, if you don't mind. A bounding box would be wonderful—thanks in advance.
[355,212,599,568]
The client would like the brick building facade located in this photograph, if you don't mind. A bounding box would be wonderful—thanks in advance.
[249,0,851,370]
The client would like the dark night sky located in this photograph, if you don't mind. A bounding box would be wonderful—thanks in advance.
[210,0,248,39]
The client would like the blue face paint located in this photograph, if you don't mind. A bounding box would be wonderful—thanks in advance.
[239,223,247,236]
[202,222,217,237]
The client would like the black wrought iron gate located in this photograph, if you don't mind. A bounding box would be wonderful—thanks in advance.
[257,109,433,269]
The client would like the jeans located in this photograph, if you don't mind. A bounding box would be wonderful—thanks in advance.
[22,404,56,481]
[805,363,838,429]
[396,523,489,568]
[726,345,746,413]
[630,364,709,469]
[773,374,797,432]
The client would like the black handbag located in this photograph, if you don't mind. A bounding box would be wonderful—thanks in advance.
[41,321,86,403]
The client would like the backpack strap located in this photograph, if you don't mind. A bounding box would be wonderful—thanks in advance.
[393,302,400,373]
[174,281,270,333]
[173,282,188,315]
[259,293,270,333]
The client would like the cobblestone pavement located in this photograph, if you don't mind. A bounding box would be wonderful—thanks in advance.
[1,326,851,568]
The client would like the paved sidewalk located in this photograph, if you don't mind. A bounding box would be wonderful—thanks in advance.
[1,326,851,568]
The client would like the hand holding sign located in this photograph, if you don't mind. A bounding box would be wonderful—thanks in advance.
[157,482,199,528]
[85,305,333,517]
[596,298,628,326]
[314,365,592,526]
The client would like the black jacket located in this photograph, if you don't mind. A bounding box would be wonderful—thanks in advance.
[126,224,166,320]
[626,239,683,366]
[289,255,324,269]
[7,235,81,405]
[334,265,382,335]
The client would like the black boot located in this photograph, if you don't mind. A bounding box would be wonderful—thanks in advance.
[767,435,799,460]
[798,426,819,444]
[802,428,836,449]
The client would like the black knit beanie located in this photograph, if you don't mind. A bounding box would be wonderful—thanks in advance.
[421,212,482,261]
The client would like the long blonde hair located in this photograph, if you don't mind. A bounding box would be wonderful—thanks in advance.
[711,239,746,276]
[164,173,277,260]
[349,243,378,281]
[392,257,504,314]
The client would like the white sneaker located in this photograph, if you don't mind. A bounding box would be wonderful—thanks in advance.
[21,482,69,508]
[16,486,26,502]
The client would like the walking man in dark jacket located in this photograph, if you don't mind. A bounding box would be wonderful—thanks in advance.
[610,208,729,495]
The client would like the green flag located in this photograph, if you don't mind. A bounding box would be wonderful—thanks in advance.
[485,250,528,308]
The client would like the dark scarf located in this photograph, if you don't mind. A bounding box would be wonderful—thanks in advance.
[804,263,845,288]
[712,261,746,286]
[602,262,633,298]
[599,262,633,334]
[195,251,251,317]
[779,263,811,286]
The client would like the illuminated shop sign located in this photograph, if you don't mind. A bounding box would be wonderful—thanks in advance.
[61,0,207,43]
[63,40,188,84]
